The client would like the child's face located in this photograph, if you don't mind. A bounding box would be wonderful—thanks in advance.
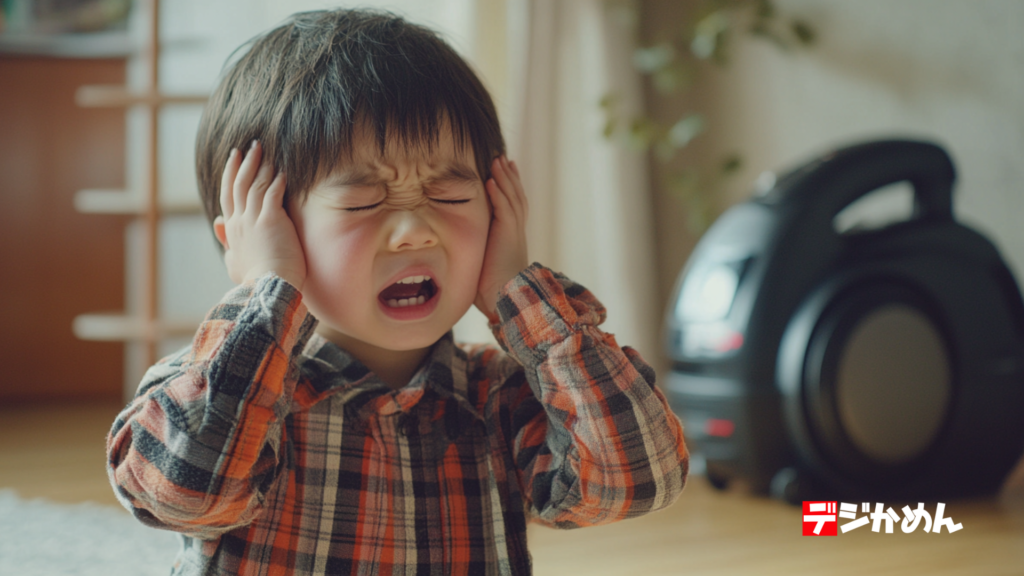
[288,125,491,352]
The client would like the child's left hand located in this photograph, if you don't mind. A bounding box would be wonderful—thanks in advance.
[474,155,529,321]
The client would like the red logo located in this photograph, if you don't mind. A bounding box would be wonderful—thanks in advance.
[802,501,838,536]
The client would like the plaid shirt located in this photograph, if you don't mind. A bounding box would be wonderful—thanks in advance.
[107,263,688,575]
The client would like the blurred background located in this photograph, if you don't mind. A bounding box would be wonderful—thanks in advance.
[2,1,1024,574]
[3,0,1024,404]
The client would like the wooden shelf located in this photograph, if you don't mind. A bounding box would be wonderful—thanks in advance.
[76,84,207,108]
[73,312,201,341]
[70,0,209,380]
[75,188,203,215]
[0,31,136,58]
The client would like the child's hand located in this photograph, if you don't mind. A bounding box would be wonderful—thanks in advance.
[213,141,307,290]
[474,155,529,321]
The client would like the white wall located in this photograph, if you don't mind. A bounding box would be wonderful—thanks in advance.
[696,0,1024,277]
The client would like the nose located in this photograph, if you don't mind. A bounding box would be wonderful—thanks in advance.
[387,209,439,251]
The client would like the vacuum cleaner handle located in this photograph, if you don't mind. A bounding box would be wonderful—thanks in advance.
[765,139,956,224]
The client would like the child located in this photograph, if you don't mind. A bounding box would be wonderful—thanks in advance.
[106,9,688,575]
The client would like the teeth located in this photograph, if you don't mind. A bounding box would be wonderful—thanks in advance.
[396,275,431,284]
[386,295,427,308]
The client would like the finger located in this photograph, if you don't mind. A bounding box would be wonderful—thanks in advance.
[247,161,275,218]
[234,140,262,215]
[503,157,524,195]
[486,177,512,223]
[493,156,523,224]
[490,157,514,201]
[507,159,528,219]
[220,148,240,218]
[262,171,287,215]
[487,159,509,220]
[505,158,524,196]
[483,174,495,219]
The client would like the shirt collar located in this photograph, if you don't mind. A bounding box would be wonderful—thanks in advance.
[297,331,484,423]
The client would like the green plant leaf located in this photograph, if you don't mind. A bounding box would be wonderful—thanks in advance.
[598,0,815,231]
[668,114,705,148]
[792,20,816,45]
[654,138,675,161]
[603,118,617,139]
[599,93,619,109]
[652,61,693,95]
[628,116,658,150]
[633,42,675,73]
[691,11,730,60]
[720,153,743,174]
[755,0,776,20]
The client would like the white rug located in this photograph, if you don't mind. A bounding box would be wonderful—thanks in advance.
[0,490,180,576]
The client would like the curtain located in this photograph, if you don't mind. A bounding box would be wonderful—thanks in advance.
[504,0,661,362]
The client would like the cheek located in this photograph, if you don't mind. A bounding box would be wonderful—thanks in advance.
[299,217,375,292]
[443,207,490,263]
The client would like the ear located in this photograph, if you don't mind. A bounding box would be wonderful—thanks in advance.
[213,216,229,250]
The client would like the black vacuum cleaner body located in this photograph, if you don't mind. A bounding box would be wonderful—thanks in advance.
[665,139,1024,502]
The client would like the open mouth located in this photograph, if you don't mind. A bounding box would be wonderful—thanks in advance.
[378,275,438,308]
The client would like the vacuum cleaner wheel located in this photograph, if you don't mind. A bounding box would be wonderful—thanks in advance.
[833,304,951,464]
[783,278,955,488]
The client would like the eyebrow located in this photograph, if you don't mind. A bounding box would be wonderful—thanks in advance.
[322,162,480,188]
[321,167,383,188]
[427,163,480,183]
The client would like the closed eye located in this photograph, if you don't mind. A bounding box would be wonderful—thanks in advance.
[430,198,471,205]
[344,201,384,212]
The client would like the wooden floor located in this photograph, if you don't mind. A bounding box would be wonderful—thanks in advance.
[2,401,1023,575]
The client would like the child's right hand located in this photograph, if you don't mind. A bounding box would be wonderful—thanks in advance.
[213,140,307,290]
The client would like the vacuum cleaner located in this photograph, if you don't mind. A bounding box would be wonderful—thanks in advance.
[664,139,1024,502]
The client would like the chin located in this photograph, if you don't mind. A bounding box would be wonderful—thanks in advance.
[376,335,445,352]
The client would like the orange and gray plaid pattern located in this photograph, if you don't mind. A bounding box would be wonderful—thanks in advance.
[106,263,689,575]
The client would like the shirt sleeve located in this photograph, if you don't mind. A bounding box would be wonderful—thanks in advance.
[105,274,317,539]
[488,263,689,529]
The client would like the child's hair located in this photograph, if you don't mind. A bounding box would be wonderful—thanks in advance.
[195,9,505,225]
